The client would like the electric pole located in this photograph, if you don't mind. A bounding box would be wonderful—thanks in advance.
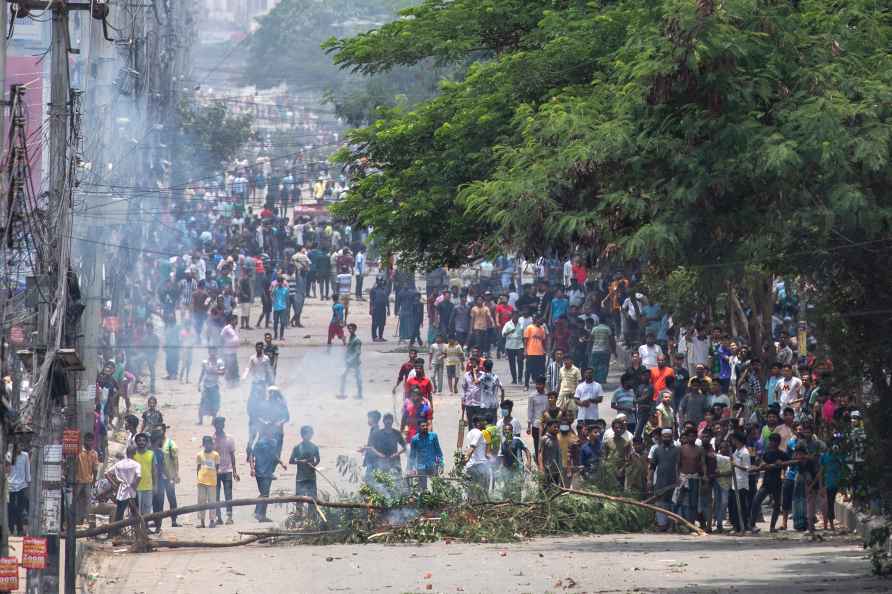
[0,0,9,563]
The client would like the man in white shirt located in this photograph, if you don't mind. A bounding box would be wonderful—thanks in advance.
[106,450,142,533]
[774,363,804,411]
[638,333,664,369]
[354,247,367,300]
[463,417,491,497]
[574,367,604,425]
[526,377,549,461]
[729,432,752,533]
[686,328,710,372]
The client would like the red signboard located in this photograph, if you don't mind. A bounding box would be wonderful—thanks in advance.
[63,429,81,457]
[21,536,47,570]
[0,556,18,591]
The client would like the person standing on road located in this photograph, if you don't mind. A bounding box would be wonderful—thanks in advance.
[523,316,547,390]
[648,428,680,531]
[106,450,141,535]
[429,335,448,394]
[249,423,287,523]
[354,246,366,299]
[272,277,289,341]
[221,316,241,387]
[238,270,253,330]
[196,436,220,529]
[289,425,321,522]
[213,417,240,525]
[74,433,99,526]
[132,433,157,524]
[401,386,433,443]
[501,310,526,385]
[289,269,307,328]
[245,341,274,426]
[407,419,443,491]
[263,333,279,377]
[574,367,604,429]
[588,318,614,384]
[340,323,363,399]
[369,277,389,341]
[464,416,491,498]
[197,347,225,425]
[328,294,347,346]
[158,425,181,528]
[445,338,464,395]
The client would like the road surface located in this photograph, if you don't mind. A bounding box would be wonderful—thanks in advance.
[81,281,878,593]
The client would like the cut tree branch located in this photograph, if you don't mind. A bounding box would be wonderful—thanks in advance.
[559,487,706,536]
[77,496,384,539]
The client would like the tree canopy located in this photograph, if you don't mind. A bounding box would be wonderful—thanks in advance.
[174,100,254,179]
[328,0,892,507]
[245,0,412,90]
[331,0,892,266]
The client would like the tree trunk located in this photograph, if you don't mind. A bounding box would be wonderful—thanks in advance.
[746,273,775,364]
[77,496,383,539]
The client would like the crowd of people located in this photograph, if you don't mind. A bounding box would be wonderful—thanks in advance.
[5,170,866,541]
[373,259,867,535]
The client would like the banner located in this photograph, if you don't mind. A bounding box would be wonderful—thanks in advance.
[22,536,47,570]
[0,556,18,591]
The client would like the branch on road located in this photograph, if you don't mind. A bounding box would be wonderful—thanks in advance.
[78,496,386,539]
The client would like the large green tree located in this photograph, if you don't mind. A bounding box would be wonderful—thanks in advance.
[330,0,892,508]
[245,0,412,90]
[173,100,254,181]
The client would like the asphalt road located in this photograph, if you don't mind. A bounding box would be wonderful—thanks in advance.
[81,281,878,593]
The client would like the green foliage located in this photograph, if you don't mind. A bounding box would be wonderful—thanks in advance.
[245,0,404,89]
[324,63,448,127]
[175,100,253,178]
[331,0,892,270]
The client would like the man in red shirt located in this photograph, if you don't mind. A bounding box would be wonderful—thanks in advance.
[649,354,675,399]
[465,347,486,374]
[401,386,433,441]
[391,349,418,395]
[405,358,434,404]
[336,248,354,275]
[494,294,514,359]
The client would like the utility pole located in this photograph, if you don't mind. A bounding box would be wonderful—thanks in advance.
[0,0,8,563]
[25,4,72,593]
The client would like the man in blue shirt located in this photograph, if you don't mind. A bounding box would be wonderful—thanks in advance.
[249,424,286,522]
[408,420,443,491]
[272,278,289,341]
[580,424,603,480]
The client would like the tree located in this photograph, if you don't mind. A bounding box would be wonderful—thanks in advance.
[245,0,409,90]
[329,0,892,508]
[174,100,254,180]
[324,64,448,127]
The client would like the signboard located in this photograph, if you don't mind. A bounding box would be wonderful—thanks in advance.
[0,557,18,591]
[41,490,62,535]
[43,445,63,463]
[63,429,81,456]
[42,464,62,482]
[21,537,47,570]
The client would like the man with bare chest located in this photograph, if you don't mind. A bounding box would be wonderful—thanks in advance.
[677,429,706,523]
